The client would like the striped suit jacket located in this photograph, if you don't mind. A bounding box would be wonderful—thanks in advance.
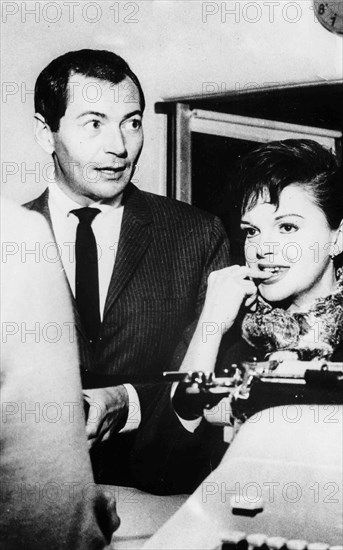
[25,183,230,383]
[25,183,230,490]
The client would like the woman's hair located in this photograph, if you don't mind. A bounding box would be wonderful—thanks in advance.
[235,139,342,230]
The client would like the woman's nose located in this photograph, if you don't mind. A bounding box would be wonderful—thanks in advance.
[256,237,279,260]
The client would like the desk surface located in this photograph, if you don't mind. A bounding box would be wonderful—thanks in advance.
[143,406,343,550]
[108,406,342,550]
[108,486,187,549]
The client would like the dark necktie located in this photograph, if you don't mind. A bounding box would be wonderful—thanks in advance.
[71,207,101,347]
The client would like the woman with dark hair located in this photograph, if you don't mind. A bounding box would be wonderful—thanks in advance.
[130,139,343,496]
[179,139,343,373]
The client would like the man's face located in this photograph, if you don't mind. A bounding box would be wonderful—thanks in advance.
[51,73,143,206]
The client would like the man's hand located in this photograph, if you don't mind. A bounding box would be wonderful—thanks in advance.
[83,385,129,449]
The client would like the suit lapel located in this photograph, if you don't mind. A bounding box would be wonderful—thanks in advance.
[25,185,153,335]
[103,184,152,317]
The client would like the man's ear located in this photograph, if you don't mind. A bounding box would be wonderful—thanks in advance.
[34,113,55,155]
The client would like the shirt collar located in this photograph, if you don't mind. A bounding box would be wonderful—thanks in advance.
[48,180,123,218]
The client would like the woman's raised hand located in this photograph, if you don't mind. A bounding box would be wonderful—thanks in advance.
[178,266,271,378]
[202,265,271,333]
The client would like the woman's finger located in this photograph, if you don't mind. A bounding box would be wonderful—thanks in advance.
[240,266,273,280]
[242,280,258,295]
[245,292,258,308]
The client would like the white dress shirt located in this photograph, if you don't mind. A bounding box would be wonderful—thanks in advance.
[48,181,123,318]
[48,181,140,431]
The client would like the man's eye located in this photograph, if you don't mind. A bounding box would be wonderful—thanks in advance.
[85,120,101,130]
[279,223,298,233]
[124,118,142,131]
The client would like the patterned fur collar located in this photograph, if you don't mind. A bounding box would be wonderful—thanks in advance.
[242,269,343,361]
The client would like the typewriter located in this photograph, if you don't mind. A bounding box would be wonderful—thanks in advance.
[142,360,343,550]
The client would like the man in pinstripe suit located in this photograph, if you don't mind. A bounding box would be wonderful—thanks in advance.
[25,49,230,491]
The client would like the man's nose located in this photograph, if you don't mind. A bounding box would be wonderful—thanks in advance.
[103,126,127,157]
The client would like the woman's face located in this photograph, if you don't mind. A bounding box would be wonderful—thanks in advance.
[241,184,340,309]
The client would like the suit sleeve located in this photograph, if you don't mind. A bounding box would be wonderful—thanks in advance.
[130,215,230,494]
[135,214,230,413]
[196,215,231,311]
[169,214,231,372]
[0,200,119,549]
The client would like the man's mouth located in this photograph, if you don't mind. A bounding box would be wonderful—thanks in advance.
[94,166,126,179]
[96,166,126,173]
[258,264,290,284]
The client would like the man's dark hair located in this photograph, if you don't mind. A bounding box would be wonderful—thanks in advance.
[234,139,342,230]
[34,49,145,132]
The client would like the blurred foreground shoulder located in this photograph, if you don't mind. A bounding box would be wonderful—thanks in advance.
[1,198,119,549]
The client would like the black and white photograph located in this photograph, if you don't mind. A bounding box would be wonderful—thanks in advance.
[1,1,342,549]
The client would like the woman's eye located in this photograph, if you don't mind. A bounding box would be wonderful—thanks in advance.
[241,227,258,238]
[279,223,298,233]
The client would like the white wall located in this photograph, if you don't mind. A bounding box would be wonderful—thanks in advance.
[1,0,342,203]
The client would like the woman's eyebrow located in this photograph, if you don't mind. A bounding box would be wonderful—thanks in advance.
[274,214,305,221]
[240,220,258,228]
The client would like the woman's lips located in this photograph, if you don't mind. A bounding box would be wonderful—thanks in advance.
[257,265,290,285]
